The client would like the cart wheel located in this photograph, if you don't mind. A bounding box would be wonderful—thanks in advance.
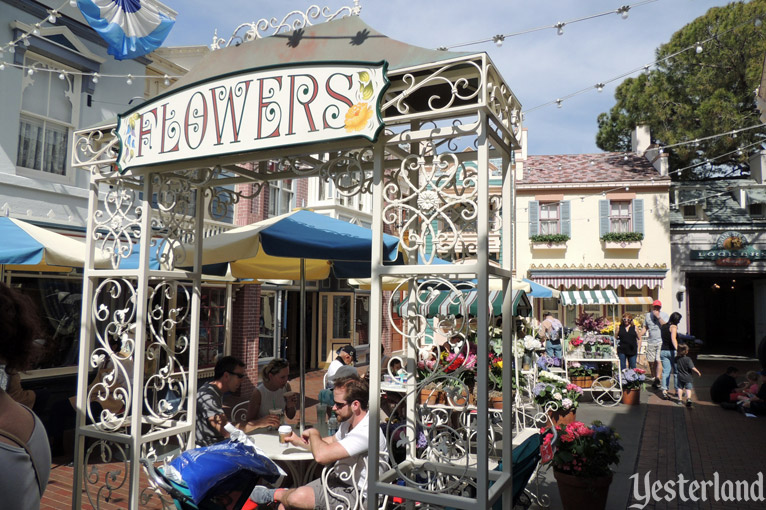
[591,376,622,407]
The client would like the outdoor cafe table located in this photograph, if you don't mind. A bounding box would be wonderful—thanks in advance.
[248,428,318,487]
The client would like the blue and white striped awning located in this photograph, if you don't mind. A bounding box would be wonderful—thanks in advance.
[560,290,619,306]
[397,289,530,317]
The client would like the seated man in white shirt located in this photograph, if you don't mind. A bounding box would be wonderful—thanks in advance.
[249,375,386,510]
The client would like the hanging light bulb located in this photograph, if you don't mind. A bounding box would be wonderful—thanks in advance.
[163,74,170,86]
[48,11,57,24]
[624,155,629,161]
[695,42,703,54]
[590,160,595,166]
[92,72,99,84]
[493,34,505,47]
[0,63,5,71]
[33,24,41,36]
[556,22,565,36]
[22,35,30,47]
[58,70,66,80]
[596,83,604,93]
[619,6,630,19]
[27,67,34,76]
[8,44,15,54]
[756,18,763,28]
[69,0,77,7]
[556,99,562,108]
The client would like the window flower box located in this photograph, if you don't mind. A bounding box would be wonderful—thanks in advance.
[603,240,642,250]
[530,234,569,250]
[531,241,568,250]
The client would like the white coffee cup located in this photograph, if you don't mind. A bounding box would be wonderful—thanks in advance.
[278,425,292,446]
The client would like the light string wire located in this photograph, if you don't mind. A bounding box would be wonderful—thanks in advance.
[523,13,764,114]
[438,0,658,50]
[518,138,766,217]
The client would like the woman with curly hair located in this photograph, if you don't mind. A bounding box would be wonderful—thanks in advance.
[0,282,51,507]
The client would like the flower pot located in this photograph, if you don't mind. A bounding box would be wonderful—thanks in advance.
[489,396,503,409]
[419,389,439,405]
[580,376,594,389]
[448,387,471,406]
[547,408,576,427]
[570,376,583,387]
[621,388,641,405]
[554,470,613,510]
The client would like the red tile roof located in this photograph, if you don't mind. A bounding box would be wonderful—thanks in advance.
[520,153,666,184]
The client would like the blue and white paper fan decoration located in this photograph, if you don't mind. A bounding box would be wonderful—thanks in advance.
[76,0,175,60]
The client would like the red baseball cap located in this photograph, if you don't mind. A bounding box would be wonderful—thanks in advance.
[652,300,662,307]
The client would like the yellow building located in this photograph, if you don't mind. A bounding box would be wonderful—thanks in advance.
[514,130,673,326]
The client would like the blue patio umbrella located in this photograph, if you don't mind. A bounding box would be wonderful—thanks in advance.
[522,278,560,299]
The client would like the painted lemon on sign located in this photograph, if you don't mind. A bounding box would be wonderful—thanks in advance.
[722,236,744,250]
[344,103,373,132]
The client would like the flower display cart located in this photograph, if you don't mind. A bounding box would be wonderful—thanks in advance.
[564,335,622,407]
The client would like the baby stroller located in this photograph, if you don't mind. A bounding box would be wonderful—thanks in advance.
[141,437,285,510]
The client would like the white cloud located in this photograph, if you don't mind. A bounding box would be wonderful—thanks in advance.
[160,0,732,154]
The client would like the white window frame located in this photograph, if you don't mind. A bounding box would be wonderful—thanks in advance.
[268,179,294,217]
[609,200,632,233]
[539,202,560,235]
[259,290,280,360]
[16,52,80,185]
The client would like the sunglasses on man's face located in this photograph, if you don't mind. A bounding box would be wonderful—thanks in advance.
[227,371,246,379]
[333,400,350,409]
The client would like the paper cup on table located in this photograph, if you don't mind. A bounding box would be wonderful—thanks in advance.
[278,425,292,446]
[269,408,284,425]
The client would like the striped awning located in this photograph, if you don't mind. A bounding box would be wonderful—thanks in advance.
[616,296,654,305]
[398,289,528,317]
[560,290,619,306]
[533,275,665,289]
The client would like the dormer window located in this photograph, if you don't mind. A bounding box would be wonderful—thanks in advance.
[682,204,699,219]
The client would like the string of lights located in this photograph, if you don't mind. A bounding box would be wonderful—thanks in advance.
[437,0,659,50]
[518,138,766,216]
[523,13,764,114]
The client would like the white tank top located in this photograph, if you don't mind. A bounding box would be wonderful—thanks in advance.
[255,382,287,419]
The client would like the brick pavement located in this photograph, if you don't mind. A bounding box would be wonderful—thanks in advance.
[628,359,766,510]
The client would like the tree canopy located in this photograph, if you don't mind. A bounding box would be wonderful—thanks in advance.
[595,0,766,179]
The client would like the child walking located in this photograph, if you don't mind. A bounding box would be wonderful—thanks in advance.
[675,344,701,407]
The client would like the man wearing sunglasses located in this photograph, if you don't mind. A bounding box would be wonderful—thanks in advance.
[249,375,386,509]
[195,356,280,447]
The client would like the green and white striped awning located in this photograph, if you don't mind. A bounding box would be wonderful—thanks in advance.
[397,289,530,317]
[559,290,619,306]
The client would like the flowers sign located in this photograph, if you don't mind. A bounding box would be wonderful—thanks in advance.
[117,62,389,172]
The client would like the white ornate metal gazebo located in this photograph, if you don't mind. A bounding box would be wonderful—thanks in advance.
[71,4,522,509]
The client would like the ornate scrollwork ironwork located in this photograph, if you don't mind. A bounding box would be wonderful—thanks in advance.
[317,149,374,197]
[210,2,361,50]
[382,152,478,262]
[83,440,130,509]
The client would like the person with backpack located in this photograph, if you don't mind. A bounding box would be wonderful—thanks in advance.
[540,312,564,358]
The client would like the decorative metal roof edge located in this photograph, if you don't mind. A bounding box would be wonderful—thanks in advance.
[528,262,667,271]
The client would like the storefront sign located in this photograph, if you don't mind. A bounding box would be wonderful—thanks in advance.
[116,62,389,173]
[690,231,765,266]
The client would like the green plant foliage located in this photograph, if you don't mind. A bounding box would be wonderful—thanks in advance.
[530,234,570,243]
[600,232,644,242]
[595,0,766,178]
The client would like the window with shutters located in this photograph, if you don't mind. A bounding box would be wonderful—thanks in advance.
[539,202,560,234]
[609,201,632,232]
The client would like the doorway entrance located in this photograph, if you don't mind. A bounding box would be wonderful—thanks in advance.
[687,273,759,356]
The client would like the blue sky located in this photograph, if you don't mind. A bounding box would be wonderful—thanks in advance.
[159,0,734,155]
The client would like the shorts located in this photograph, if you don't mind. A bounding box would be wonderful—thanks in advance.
[645,342,661,363]
[678,381,693,390]
[308,474,359,510]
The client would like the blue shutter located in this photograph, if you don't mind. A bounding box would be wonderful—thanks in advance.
[528,200,539,237]
[599,200,609,236]
[633,199,644,234]
[560,201,571,237]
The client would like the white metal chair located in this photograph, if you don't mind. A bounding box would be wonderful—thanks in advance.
[230,400,250,424]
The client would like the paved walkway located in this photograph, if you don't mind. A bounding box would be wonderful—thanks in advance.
[40,360,765,509]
